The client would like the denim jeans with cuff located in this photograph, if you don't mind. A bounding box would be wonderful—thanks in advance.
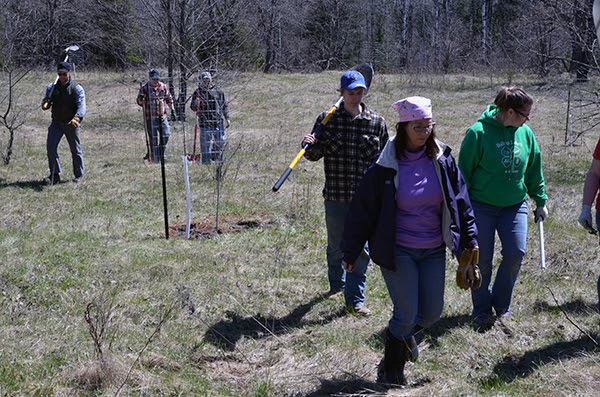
[200,124,225,164]
[47,120,84,178]
[470,200,528,321]
[380,244,446,340]
[325,200,369,308]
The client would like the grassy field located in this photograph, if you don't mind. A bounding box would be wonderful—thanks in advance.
[1,68,600,396]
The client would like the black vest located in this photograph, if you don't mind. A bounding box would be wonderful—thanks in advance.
[50,80,80,122]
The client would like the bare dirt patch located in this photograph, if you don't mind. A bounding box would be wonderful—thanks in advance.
[169,212,275,240]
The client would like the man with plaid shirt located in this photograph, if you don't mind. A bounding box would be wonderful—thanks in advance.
[302,70,388,316]
[137,69,176,162]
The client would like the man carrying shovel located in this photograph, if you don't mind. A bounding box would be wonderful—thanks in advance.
[41,61,86,184]
[302,70,388,316]
[136,69,175,163]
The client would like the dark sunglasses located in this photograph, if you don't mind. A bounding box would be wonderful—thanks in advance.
[57,72,68,76]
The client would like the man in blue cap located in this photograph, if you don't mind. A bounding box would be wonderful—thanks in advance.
[41,60,86,184]
[301,70,389,316]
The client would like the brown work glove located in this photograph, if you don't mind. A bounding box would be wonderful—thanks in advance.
[68,116,81,130]
[456,248,481,290]
[42,99,52,110]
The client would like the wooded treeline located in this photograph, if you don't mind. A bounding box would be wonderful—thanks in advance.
[0,0,597,79]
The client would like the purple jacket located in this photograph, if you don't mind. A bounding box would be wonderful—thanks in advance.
[341,137,478,271]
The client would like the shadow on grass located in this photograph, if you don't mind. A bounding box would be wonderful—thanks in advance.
[364,313,474,363]
[0,179,47,191]
[304,374,389,396]
[534,298,599,315]
[203,292,347,350]
[476,298,600,386]
[482,334,600,387]
[303,370,433,396]
[298,314,470,396]
[411,313,473,348]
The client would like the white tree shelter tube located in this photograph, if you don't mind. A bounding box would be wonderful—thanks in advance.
[183,156,192,239]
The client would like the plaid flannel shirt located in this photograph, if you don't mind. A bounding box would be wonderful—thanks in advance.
[138,81,174,121]
[305,103,388,202]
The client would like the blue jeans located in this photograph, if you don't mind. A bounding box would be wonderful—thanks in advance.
[324,200,369,307]
[380,244,446,340]
[47,121,84,178]
[200,125,225,164]
[145,118,170,160]
[470,200,528,320]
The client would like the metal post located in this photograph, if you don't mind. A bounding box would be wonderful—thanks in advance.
[159,121,169,239]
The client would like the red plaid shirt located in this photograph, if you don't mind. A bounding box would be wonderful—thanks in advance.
[138,81,173,121]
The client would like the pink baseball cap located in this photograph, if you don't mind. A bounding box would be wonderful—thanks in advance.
[392,96,433,122]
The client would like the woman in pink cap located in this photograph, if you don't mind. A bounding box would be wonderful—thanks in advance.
[341,96,478,387]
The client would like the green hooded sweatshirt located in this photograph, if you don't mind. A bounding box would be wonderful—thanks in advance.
[458,104,547,208]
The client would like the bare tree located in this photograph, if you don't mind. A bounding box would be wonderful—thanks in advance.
[0,70,27,165]
[0,0,597,77]
[568,0,595,81]
[0,0,33,164]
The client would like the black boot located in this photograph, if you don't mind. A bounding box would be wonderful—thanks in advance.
[382,329,408,386]
[406,335,419,363]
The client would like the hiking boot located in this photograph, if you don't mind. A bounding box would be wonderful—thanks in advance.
[346,305,372,317]
[42,174,60,185]
[496,310,514,335]
[406,335,419,362]
[326,288,343,297]
[472,314,495,333]
[143,153,154,164]
[379,329,408,387]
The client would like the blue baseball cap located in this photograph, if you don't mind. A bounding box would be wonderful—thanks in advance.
[149,69,160,79]
[57,61,71,72]
[340,70,366,91]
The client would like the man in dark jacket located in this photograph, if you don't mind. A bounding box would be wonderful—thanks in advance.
[190,71,230,164]
[41,61,86,184]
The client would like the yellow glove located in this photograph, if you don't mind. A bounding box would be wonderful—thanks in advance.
[456,248,481,290]
[68,116,81,130]
[42,99,52,110]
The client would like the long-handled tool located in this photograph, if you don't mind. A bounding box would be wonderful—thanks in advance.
[539,220,546,271]
[54,45,79,85]
[272,63,374,192]
[594,0,600,45]
[140,82,152,162]
[43,45,81,109]
[187,88,202,162]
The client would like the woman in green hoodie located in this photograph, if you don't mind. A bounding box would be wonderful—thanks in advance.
[458,87,548,330]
